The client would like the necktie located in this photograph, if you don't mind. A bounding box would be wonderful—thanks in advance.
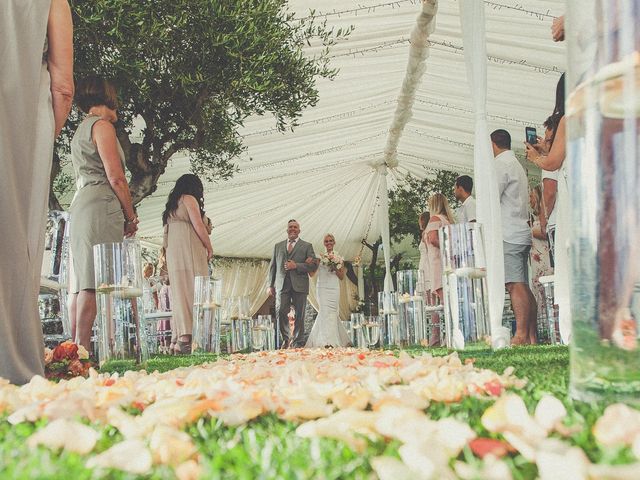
[287,240,294,253]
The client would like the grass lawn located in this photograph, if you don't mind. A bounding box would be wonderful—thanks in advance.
[0,345,634,479]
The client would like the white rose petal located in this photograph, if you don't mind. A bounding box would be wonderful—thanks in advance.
[27,418,98,455]
[534,394,567,432]
[86,439,152,474]
[535,438,589,480]
[370,456,418,480]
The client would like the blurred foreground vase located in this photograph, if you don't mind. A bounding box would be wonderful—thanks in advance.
[439,222,490,349]
[94,240,147,365]
[192,276,222,353]
[378,291,401,347]
[397,270,425,345]
[567,2,640,403]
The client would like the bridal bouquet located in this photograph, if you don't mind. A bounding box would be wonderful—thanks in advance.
[44,341,93,381]
[320,251,344,272]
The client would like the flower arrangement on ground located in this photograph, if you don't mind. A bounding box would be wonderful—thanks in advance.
[44,341,93,380]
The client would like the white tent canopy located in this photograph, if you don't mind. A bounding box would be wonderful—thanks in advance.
[124,0,564,262]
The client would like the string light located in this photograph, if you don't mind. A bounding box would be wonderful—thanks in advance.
[296,0,418,21]
[414,97,539,126]
[297,1,557,21]
[242,101,396,137]
[484,1,556,20]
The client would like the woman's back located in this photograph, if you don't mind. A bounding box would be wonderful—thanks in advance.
[70,116,124,190]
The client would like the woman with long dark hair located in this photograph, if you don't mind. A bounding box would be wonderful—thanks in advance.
[525,73,566,171]
[162,174,213,354]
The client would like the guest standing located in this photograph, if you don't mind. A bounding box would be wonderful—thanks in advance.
[162,174,213,354]
[416,212,432,303]
[529,185,553,313]
[68,77,138,351]
[453,175,477,223]
[492,129,537,345]
[425,194,455,345]
[0,0,74,384]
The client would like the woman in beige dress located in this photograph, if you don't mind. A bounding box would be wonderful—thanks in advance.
[162,174,213,354]
[68,77,138,351]
[425,193,455,346]
[0,0,73,384]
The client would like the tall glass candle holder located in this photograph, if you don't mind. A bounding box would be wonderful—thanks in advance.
[378,291,401,347]
[231,296,251,352]
[350,312,365,348]
[93,239,147,364]
[192,276,222,353]
[397,270,425,345]
[439,222,491,349]
[567,2,640,404]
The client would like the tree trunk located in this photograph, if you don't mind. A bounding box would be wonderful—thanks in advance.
[362,238,382,313]
[390,253,403,291]
[48,151,63,211]
[116,126,168,205]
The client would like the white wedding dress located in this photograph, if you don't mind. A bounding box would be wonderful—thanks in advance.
[305,264,350,347]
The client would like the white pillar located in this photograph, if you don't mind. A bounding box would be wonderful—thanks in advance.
[458,1,510,348]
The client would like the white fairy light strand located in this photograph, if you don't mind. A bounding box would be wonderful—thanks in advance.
[484,1,555,20]
[203,154,380,193]
[242,100,396,137]
[414,97,539,127]
[297,0,556,21]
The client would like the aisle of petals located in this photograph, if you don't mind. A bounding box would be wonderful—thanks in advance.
[1,348,640,479]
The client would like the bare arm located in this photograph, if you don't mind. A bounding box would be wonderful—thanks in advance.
[47,0,74,137]
[527,117,566,171]
[183,195,213,260]
[542,178,558,221]
[93,120,137,235]
[426,217,441,248]
[532,219,547,240]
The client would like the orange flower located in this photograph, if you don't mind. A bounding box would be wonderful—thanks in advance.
[68,359,85,376]
[469,438,515,458]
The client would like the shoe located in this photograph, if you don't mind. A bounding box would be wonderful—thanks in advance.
[173,338,192,355]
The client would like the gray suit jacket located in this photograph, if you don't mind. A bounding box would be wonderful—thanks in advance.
[269,239,317,294]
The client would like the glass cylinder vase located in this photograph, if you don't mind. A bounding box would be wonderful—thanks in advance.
[439,222,491,349]
[378,291,401,347]
[192,276,222,353]
[93,239,147,365]
[566,2,640,403]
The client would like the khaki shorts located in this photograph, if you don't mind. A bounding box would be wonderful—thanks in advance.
[503,241,531,284]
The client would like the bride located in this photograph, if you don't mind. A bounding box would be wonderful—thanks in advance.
[305,234,350,348]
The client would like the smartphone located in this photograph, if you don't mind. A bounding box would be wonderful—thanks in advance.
[525,126,537,145]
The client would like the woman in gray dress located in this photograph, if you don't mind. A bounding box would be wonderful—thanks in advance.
[0,0,73,385]
[68,77,138,351]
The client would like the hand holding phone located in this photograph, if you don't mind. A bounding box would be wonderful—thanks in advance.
[525,126,537,145]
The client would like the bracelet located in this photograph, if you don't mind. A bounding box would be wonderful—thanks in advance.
[125,216,137,224]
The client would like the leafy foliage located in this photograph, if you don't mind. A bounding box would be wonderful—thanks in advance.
[54,0,351,204]
[388,169,461,246]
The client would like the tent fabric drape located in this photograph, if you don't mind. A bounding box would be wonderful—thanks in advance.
[458,0,510,348]
[213,259,270,316]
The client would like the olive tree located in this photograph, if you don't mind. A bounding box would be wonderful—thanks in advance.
[51,0,350,207]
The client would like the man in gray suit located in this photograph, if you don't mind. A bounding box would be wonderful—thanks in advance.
[268,219,317,348]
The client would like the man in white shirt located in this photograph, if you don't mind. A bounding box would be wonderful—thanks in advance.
[453,175,476,223]
[491,129,537,345]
